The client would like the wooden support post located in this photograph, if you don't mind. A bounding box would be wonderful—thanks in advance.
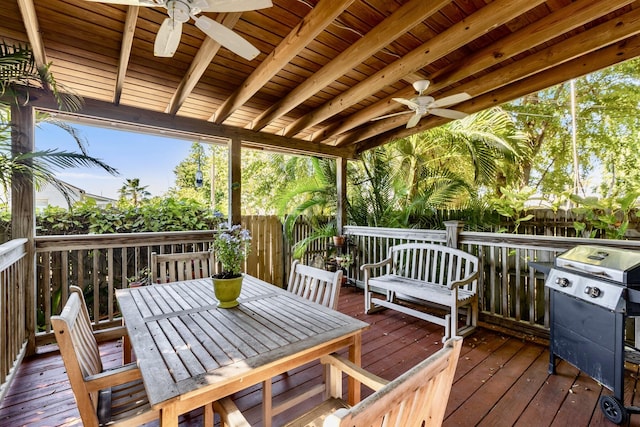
[10,104,36,355]
[444,221,463,249]
[228,137,241,226]
[336,157,347,235]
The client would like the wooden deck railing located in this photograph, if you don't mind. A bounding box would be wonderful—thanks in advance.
[33,215,285,346]
[344,224,640,336]
[0,238,28,402]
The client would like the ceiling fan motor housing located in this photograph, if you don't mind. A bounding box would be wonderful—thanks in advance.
[166,0,193,22]
[413,95,435,107]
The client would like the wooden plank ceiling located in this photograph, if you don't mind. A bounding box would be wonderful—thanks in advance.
[4,0,640,159]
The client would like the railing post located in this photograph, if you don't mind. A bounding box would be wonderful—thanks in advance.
[229,136,241,226]
[336,157,347,235]
[11,103,36,356]
[444,221,463,249]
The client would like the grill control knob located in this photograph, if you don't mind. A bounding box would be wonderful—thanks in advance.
[555,277,570,288]
[584,286,602,298]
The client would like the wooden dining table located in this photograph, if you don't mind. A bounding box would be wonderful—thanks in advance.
[115,274,369,427]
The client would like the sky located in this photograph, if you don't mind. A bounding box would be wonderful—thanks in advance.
[36,122,196,200]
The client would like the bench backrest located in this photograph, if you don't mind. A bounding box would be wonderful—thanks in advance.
[387,243,478,290]
[151,251,215,284]
[287,260,343,310]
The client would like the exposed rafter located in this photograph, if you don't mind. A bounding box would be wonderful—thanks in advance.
[16,0,46,67]
[212,0,353,124]
[166,12,242,115]
[114,6,139,105]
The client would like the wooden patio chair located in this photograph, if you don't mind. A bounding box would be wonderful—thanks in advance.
[151,250,214,283]
[260,261,344,421]
[284,336,463,427]
[52,285,243,426]
[287,260,343,310]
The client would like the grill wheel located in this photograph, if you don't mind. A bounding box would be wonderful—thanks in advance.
[600,395,627,425]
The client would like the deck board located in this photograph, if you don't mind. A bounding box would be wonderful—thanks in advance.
[0,285,631,426]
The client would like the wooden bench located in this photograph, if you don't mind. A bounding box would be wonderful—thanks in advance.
[361,243,479,341]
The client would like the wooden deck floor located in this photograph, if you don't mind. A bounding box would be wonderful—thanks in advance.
[1,285,638,426]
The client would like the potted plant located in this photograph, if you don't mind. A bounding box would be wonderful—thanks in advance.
[127,267,151,287]
[211,224,252,308]
[335,253,353,284]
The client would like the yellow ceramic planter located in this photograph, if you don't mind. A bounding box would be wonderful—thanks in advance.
[212,275,243,308]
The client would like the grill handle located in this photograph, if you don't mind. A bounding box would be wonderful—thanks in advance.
[559,262,612,279]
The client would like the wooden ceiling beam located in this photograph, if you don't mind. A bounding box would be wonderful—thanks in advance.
[317,0,634,144]
[22,94,355,159]
[281,0,546,139]
[114,6,139,105]
[248,0,446,132]
[354,33,640,153]
[211,0,353,124]
[166,13,241,115]
[16,0,47,67]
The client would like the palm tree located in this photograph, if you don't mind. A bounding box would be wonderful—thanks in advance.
[276,157,339,258]
[0,41,81,111]
[119,178,150,206]
[389,107,528,205]
[0,41,117,206]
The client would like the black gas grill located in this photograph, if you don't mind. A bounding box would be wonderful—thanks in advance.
[546,245,640,424]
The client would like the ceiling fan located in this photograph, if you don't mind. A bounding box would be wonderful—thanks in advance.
[87,0,272,60]
[374,80,471,129]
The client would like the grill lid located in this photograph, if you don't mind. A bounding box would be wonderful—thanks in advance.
[555,245,640,285]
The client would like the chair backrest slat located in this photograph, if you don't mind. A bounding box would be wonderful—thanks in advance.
[151,251,214,284]
[287,261,342,310]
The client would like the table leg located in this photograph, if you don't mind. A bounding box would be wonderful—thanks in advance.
[262,379,272,427]
[348,332,362,405]
[203,402,214,426]
[122,318,133,364]
[160,405,179,427]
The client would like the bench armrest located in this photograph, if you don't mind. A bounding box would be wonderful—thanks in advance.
[85,362,142,392]
[449,270,479,290]
[320,353,390,392]
[360,257,392,273]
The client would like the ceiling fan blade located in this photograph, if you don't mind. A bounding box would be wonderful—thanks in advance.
[393,97,419,110]
[85,0,161,5]
[371,111,412,121]
[194,15,260,61]
[429,108,468,119]
[406,112,422,128]
[201,0,273,12]
[154,18,182,57]
[430,92,471,108]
